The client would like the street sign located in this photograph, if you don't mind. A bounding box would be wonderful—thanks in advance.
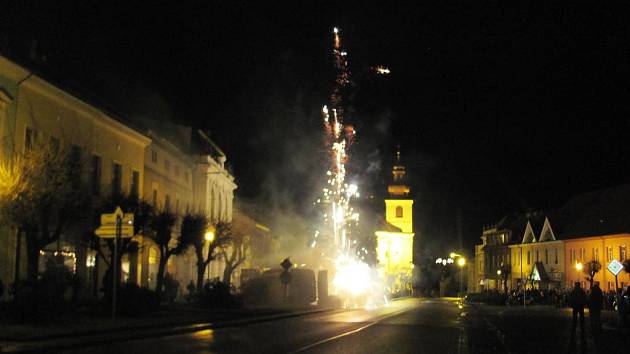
[95,225,134,238]
[100,207,134,226]
[96,206,134,239]
[280,257,293,271]
[607,259,624,276]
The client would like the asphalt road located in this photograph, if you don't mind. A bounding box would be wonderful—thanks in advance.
[58,298,628,354]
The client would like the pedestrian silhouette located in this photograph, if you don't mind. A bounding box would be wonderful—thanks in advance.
[569,282,586,331]
[589,283,603,332]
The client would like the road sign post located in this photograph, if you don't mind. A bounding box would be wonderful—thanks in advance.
[606,259,624,325]
[112,213,121,321]
[95,206,134,321]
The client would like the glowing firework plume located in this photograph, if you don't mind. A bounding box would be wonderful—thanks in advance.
[314,27,386,308]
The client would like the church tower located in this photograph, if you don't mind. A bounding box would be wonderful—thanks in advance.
[385,147,413,233]
[375,146,415,292]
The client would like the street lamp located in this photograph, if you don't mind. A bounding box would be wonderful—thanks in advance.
[457,257,466,297]
[205,230,215,242]
[575,262,583,283]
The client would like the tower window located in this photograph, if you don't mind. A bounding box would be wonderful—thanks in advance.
[395,206,403,218]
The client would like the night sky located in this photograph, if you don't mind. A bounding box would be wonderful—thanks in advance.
[3,1,630,256]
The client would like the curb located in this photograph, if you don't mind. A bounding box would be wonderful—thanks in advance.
[0,307,335,353]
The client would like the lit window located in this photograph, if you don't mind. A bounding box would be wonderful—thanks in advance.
[621,245,627,260]
[545,249,548,264]
[527,251,530,265]
[395,206,403,218]
[607,247,613,262]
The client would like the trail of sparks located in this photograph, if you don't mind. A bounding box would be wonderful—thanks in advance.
[314,27,384,308]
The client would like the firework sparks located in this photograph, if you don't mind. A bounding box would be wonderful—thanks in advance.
[374,66,391,75]
[314,27,386,308]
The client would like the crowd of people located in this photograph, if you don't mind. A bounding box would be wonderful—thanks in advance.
[467,283,630,329]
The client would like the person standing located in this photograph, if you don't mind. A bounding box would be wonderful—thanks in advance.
[589,283,603,331]
[570,282,587,331]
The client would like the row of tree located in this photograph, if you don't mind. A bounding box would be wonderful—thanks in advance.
[0,135,248,299]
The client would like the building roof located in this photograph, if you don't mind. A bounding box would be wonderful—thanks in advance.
[376,215,403,233]
[553,183,630,239]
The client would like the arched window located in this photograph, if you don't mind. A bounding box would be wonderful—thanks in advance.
[395,206,403,218]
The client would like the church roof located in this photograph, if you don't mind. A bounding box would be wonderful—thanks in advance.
[376,216,403,233]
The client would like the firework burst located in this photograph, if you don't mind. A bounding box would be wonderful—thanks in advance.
[313,27,386,308]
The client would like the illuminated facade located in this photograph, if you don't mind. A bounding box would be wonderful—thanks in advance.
[0,54,242,299]
[509,217,565,290]
[375,149,414,292]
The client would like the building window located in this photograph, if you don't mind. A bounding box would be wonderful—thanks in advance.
[130,171,140,197]
[152,189,158,207]
[395,206,403,218]
[621,245,627,260]
[165,195,171,211]
[527,251,531,265]
[607,247,613,262]
[112,163,122,195]
[91,155,101,195]
[545,249,548,264]
[594,248,599,262]
[555,248,558,264]
[164,159,170,171]
[151,150,158,163]
[571,249,576,263]
[175,199,180,214]
[25,127,35,150]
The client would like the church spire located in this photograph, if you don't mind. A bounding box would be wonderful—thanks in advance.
[388,145,410,198]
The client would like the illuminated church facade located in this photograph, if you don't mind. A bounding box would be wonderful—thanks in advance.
[375,149,415,292]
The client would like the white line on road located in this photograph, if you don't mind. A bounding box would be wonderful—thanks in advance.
[287,307,413,354]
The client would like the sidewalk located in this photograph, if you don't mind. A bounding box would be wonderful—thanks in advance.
[0,306,334,353]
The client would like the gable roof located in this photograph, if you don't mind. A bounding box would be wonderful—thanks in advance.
[538,217,556,242]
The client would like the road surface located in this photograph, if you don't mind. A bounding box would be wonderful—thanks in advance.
[59,298,626,353]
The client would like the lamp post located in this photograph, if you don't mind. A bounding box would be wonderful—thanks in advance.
[497,269,502,292]
[449,252,466,297]
[457,257,466,297]
[205,230,215,281]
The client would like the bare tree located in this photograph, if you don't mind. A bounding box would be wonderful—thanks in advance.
[178,213,216,291]
[583,260,602,289]
[0,142,91,281]
[220,227,249,289]
[146,209,179,295]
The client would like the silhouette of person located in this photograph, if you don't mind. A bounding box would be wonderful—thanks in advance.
[589,283,603,332]
[570,282,587,331]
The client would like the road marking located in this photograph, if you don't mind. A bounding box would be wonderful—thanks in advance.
[457,326,469,354]
[287,307,412,353]
[483,318,512,354]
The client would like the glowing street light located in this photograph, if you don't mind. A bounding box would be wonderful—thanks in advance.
[457,257,466,267]
[575,262,583,271]
[205,230,215,242]
[497,269,502,276]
